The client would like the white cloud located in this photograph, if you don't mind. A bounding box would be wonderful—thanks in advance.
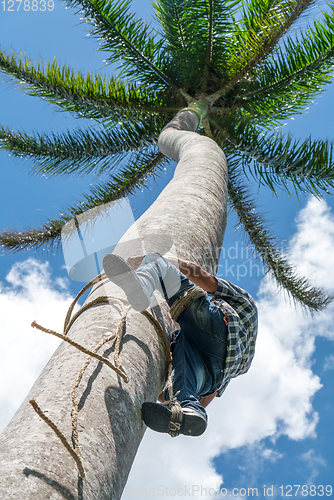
[300,449,327,484]
[289,197,334,294]
[323,354,334,371]
[0,259,75,433]
[124,197,334,498]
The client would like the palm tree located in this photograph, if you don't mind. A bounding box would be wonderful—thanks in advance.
[0,0,334,498]
[1,0,334,311]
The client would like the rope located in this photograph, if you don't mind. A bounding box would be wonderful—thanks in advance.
[170,286,207,322]
[63,273,104,335]
[162,364,182,438]
[114,311,130,373]
[142,310,174,402]
[71,332,117,467]
[29,275,175,476]
[29,398,86,478]
[168,400,183,438]
[62,272,129,337]
[142,310,172,365]
[30,275,132,478]
[31,304,128,478]
[31,321,129,382]
[166,363,174,401]
[29,274,206,471]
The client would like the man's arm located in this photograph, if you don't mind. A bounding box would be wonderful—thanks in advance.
[168,256,218,294]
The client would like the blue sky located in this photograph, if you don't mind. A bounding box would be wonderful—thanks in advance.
[0,1,334,498]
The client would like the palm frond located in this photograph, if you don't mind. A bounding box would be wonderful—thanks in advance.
[0,49,183,122]
[153,0,240,90]
[228,163,332,312]
[216,0,315,97]
[64,0,176,90]
[211,114,334,196]
[0,116,168,175]
[0,150,170,252]
[153,0,206,85]
[235,7,334,122]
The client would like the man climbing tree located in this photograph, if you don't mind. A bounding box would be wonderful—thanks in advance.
[103,250,257,438]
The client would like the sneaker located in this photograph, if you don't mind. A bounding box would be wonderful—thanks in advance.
[142,402,207,437]
[102,254,150,311]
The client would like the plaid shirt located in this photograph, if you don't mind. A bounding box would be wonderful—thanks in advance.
[210,278,258,397]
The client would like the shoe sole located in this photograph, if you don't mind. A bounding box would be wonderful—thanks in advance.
[142,402,206,437]
[102,254,150,311]
[182,409,207,436]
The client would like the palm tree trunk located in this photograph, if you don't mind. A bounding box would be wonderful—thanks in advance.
[0,107,228,499]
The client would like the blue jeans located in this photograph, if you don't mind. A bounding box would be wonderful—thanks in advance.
[137,254,228,420]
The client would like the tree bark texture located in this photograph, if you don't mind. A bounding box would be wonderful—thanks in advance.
[0,109,228,499]
[115,110,228,274]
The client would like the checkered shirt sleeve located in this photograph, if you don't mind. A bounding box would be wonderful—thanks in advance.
[210,278,258,397]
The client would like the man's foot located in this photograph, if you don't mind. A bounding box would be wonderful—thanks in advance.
[102,254,150,311]
[142,402,207,437]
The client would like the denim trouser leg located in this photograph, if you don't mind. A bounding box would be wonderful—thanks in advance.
[170,332,213,419]
[136,253,194,301]
[136,253,228,417]
[172,297,228,412]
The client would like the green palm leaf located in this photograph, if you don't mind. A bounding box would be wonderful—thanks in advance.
[0,150,170,251]
[153,0,240,89]
[211,114,334,196]
[228,163,332,312]
[64,0,176,90]
[217,0,314,97]
[235,8,334,123]
[1,0,333,314]
[0,116,169,175]
[0,49,183,122]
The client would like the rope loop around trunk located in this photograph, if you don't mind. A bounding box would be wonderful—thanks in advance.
[170,286,207,322]
[28,273,207,475]
[29,273,172,477]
